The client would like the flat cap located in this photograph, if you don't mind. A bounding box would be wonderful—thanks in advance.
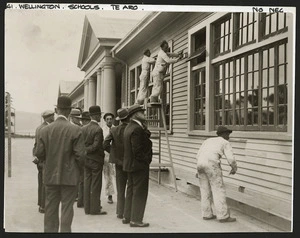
[41,110,54,118]
[216,126,232,135]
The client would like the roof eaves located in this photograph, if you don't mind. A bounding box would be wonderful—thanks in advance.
[111,12,161,55]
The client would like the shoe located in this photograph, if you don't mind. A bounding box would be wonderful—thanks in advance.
[130,221,150,227]
[108,196,113,204]
[122,218,130,224]
[203,215,216,220]
[117,214,123,219]
[38,207,45,214]
[90,211,107,215]
[219,217,236,223]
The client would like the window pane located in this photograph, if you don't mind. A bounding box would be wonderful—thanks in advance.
[269,68,275,87]
[278,43,286,64]
[278,65,285,85]
[262,69,268,87]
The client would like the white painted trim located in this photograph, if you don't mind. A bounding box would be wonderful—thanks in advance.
[211,31,289,65]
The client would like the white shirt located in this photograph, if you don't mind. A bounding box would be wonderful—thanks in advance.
[141,55,156,71]
[103,124,115,159]
[153,49,178,73]
[196,137,236,167]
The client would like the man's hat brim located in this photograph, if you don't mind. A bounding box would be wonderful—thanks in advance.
[75,116,90,120]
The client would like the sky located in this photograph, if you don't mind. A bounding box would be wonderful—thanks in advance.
[5,8,148,114]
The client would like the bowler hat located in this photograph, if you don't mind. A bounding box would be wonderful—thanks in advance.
[116,108,129,120]
[56,96,72,109]
[127,104,145,117]
[103,112,115,120]
[42,110,54,118]
[216,126,232,135]
[75,111,90,120]
[89,105,101,116]
[70,108,81,117]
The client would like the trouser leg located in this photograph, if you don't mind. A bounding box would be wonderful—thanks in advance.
[90,166,102,214]
[206,163,229,220]
[37,168,42,206]
[44,185,60,233]
[150,72,164,97]
[103,161,115,196]
[197,167,214,218]
[131,168,149,223]
[41,181,46,209]
[116,165,128,216]
[123,172,133,221]
[60,185,77,233]
[77,168,84,206]
[136,72,149,104]
[84,167,92,214]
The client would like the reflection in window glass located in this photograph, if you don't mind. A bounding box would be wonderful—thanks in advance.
[194,68,206,129]
[214,15,232,57]
[213,40,287,131]
[260,13,287,39]
[234,13,257,49]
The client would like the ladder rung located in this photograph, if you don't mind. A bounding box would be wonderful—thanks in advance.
[148,127,165,131]
[152,152,160,156]
[150,162,172,167]
[150,137,160,140]
[146,119,160,122]
[147,103,162,108]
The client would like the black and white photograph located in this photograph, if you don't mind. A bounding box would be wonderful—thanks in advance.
[4,2,295,233]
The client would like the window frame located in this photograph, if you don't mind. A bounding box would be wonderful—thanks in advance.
[187,12,293,140]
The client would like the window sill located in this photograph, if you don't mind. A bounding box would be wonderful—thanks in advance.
[187,129,292,141]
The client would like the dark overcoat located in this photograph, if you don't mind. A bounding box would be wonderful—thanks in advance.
[123,120,152,172]
[103,122,128,166]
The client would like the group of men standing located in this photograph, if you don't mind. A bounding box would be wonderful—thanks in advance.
[31,39,239,233]
[33,96,153,232]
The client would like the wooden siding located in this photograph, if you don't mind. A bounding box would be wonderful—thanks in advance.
[124,12,293,220]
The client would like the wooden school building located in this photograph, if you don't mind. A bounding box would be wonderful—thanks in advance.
[67,11,294,230]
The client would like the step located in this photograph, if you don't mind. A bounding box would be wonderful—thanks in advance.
[150,162,172,167]
[148,127,165,131]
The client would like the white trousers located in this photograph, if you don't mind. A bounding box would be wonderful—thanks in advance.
[103,155,115,196]
[136,70,150,104]
[197,161,230,220]
[150,70,165,98]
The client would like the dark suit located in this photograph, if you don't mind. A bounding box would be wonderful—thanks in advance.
[123,120,152,223]
[33,121,48,210]
[103,122,128,217]
[71,123,84,207]
[35,116,84,233]
[81,120,105,214]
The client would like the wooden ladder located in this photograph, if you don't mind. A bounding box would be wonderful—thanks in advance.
[145,102,178,192]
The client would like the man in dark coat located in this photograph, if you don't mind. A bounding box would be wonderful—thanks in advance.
[74,111,90,208]
[103,107,129,219]
[32,110,54,213]
[122,104,152,227]
[34,96,85,233]
[82,105,107,215]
